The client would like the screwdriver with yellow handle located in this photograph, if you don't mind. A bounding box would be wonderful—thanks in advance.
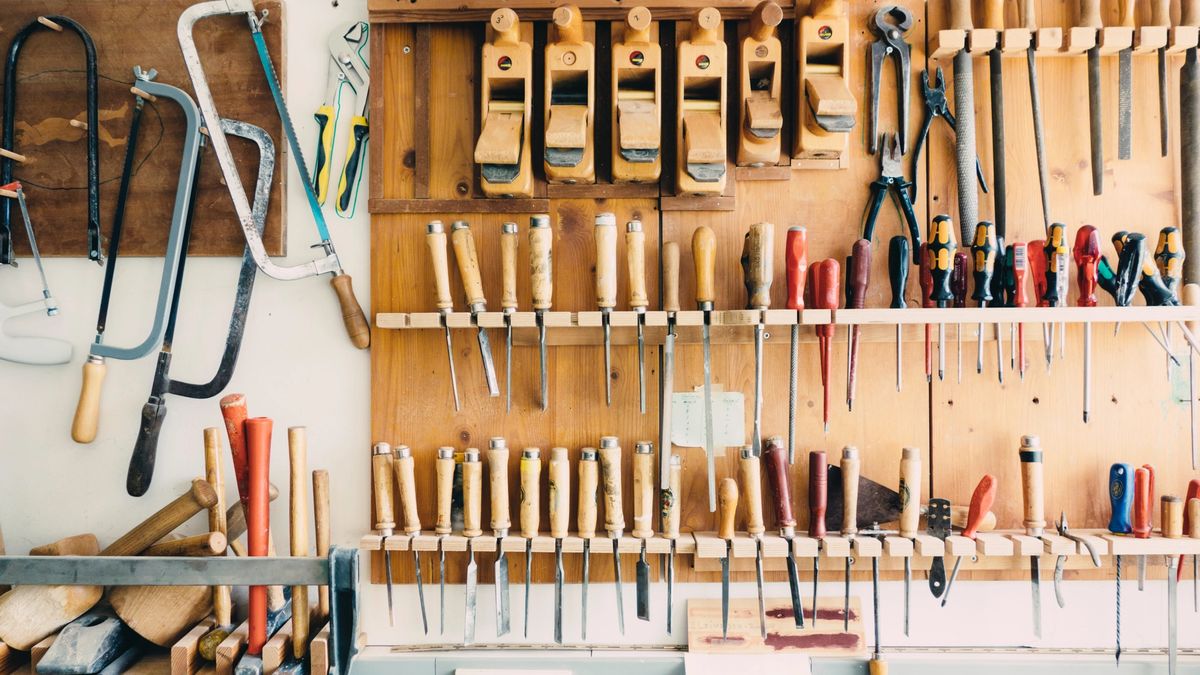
[927,215,958,381]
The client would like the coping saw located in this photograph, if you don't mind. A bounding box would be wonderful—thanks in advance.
[127,119,276,497]
[178,0,370,349]
[0,182,70,365]
[314,21,369,218]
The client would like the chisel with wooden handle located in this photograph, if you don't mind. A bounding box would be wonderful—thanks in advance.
[662,453,681,634]
[628,220,649,414]
[451,220,500,397]
[809,450,827,626]
[633,442,654,622]
[394,444,428,634]
[840,447,859,630]
[426,221,461,411]
[287,427,309,663]
[520,447,541,638]
[550,447,570,642]
[742,222,773,455]
[204,428,232,631]
[718,477,738,641]
[436,446,454,635]
[661,242,680,487]
[595,214,618,406]
[898,447,920,635]
[599,436,626,634]
[741,446,767,637]
[463,448,482,645]
[530,214,553,411]
[489,437,512,636]
[1020,435,1045,637]
[578,447,599,640]
[763,436,803,627]
[694,226,717,511]
[501,222,518,412]
[371,443,396,626]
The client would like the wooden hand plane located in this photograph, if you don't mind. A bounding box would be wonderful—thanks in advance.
[545,5,595,184]
[475,8,534,197]
[795,0,856,168]
[738,1,784,167]
[677,7,727,194]
[612,6,661,183]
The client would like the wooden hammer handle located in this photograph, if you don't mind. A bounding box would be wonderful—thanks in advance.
[205,427,232,627]
[289,427,311,659]
[143,532,227,556]
[313,469,332,618]
[102,479,217,556]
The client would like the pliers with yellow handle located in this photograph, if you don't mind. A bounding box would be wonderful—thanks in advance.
[313,21,369,216]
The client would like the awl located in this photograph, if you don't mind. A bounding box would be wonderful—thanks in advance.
[628,220,649,414]
[595,214,617,406]
[694,226,718,510]
[393,445,428,634]
[530,214,553,410]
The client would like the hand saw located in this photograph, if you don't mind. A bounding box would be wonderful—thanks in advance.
[0,182,70,366]
[0,16,101,266]
[127,119,276,497]
[71,69,203,445]
[178,1,370,349]
[314,21,369,218]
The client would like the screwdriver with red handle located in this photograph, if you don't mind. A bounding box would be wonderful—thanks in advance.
[1073,226,1101,423]
[847,239,871,411]
[785,227,808,464]
[941,474,997,606]
[919,244,934,383]
[1012,242,1029,379]
[1133,464,1155,591]
[927,215,958,381]
[951,250,968,383]
[1028,238,1051,372]
[811,260,841,434]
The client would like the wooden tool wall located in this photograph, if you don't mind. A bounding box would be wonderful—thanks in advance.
[368,0,1195,589]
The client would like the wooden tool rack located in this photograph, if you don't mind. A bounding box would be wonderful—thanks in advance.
[364,0,1200,631]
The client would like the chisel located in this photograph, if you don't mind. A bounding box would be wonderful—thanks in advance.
[500,222,519,412]
[809,450,827,626]
[1082,0,1105,194]
[487,437,512,636]
[627,220,648,414]
[694,226,717,511]
[662,454,681,633]
[970,222,999,380]
[1163,495,1183,675]
[941,474,997,606]
[889,236,910,391]
[899,447,920,636]
[462,448,481,645]
[549,447,570,643]
[425,221,460,411]
[762,436,804,627]
[661,243,680,487]
[1019,435,1045,637]
[1019,0,1052,228]
[717,477,739,641]
[948,0,979,245]
[1074,226,1100,423]
[740,446,767,637]
[1133,464,1155,591]
[928,215,957,381]
[785,227,808,461]
[599,436,626,634]
[578,447,599,640]
[1117,0,1136,160]
[530,214,554,411]
[370,443,396,627]
[393,445,428,634]
[839,447,859,631]
[633,441,655,622]
[519,447,541,638]
[595,214,617,406]
[1108,462,1134,665]
[846,240,870,409]
[812,260,841,433]
[435,447,454,635]
[742,222,774,455]
[450,220,500,397]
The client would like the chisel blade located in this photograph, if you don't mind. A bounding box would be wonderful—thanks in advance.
[554,539,564,644]
[539,319,548,411]
[903,557,911,636]
[439,543,446,635]
[812,556,820,628]
[495,546,511,636]
[475,325,500,397]
[785,550,804,628]
[613,539,625,635]
[384,550,395,627]
[636,544,650,622]
[581,540,590,640]
[667,542,676,634]
[1169,555,1179,675]
[504,318,513,412]
[413,550,429,634]
[1118,47,1132,160]
[443,326,460,412]
[464,542,477,645]
[755,542,767,638]
[721,549,731,639]
[1031,555,1042,637]
[660,327,675,489]
[637,318,646,414]
[789,325,799,463]
[1087,47,1104,194]
[703,323,716,511]
[1159,48,1170,157]
[603,314,612,406]
[752,323,764,457]
[524,541,532,638]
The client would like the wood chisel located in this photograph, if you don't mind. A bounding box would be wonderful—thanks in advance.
[717,477,738,641]
[599,437,626,634]
[1082,0,1105,194]
[889,236,910,391]
[530,214,554,411]
[1133,464,1155,591]
[426,221,460,411]
[1118,0,1136,159]
[435,447,455,635]
[370,443,396,626]
[285,428,310,670]
[500,222,519,412]
[549,447,570,643]
[450,221,500,397]
[948,0,979,244]
[519,447,541,638]
[1074,226,1101,422]
[1163,495,1183,675]
[595,213,618,406]
[809,450,827,626]
[693,226,718,510]
[628,221,649,414]
[1019,435,1045,637]
[1018,0,1052,228]
[661,242,680,487]
[662,453,681,634]
[740,447,767,637]
[846,241,870,409]
[926,498,951,598]
[488,437,512,636]
[763,437,803,627]
[898,447,920,635]
[941,474,996,606]
[578,447,599,639]
[394,445,428,634]
[462,448,482,644]
[1109,462,1134,664]
[840,447,859,630]
[742,222,774,455]
[633,442,655,622]
[785,227,808,461]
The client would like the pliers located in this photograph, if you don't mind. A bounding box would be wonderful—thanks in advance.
[1053,511,1102,608]
[314,21,369,217]
[868,6,912,155]
[863,133,921,256]
[910,67,988,202]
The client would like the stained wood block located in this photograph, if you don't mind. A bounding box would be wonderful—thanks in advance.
[170,621,214,675]
[682,112,724,162]
[688,597,864,654]
[804,74,855,116]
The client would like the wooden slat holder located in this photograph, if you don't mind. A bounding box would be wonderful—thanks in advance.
[736,1,784,168]
[611,7,662,184]
[475,9,535,198]
[676,7,728,194]
[793,0,855,168]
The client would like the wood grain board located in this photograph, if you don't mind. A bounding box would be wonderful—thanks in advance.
[368,0,1200,596]
[686,597,864,653]
[0,0,285,259]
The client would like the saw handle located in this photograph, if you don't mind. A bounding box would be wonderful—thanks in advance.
[331,274,370,349]
[763,437,796,533]
[962,474,998,539]
[627,221,649,310]
[435,447,455,535]
[549,447,570,539]
[693,226,716,307]
[1019,435,1045,536]
[718,477,739,540]
[500,222,519,311]
[463,449,483,537]
[127,373,169,496]
[840,447,860,535]
[808,450,828,539]
[451,221,487,308]
[786,226,808,311]
[578,449,599,539]
[489,441,512,533]
[594,214,618,309]
[740,448,765,537]
[71,356,105,443]
[289,427,310,659]
[519,448,542,539]
[632,443,655,538]
[245,417,273,657]
[742,222,774,310]
[663,242,681,313]
[529,215,554,311]
[899,447,921,538]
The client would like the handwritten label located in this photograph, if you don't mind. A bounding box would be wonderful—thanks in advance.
[671,390,745,449]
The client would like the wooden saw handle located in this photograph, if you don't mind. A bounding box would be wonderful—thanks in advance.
[71,356,105,443]
[330,274,370,349]
[549,447,570,539]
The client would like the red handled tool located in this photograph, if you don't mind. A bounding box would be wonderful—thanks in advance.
[811,260,841,434]
[941,474,997,605]
[1133,465,1155,591]
[1073,226,1100,423]
[847,240,871,411]
[786,227,808,464]
[244,416,273,662]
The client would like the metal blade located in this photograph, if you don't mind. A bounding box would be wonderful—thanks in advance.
[495,545,511,637]
[384,550,395,627]
[942,555,964,607]
[755,543,766,638]
[1169,556,1179,675]
[789,325,799,462]
[895,324,903,392]
[1118,48,1132,160]
[464,543,477,645]
[554,539,564,644]
[660,328,675,489]
[903,557,910,636]
[752,323,763,456]
[989,49,1006,241]
[439,541,446,635]
[721,550,730,639]
[1159,48,1170,157]
[524,540,532,637]
[1139,555,1147,591]
[703,323,716,511]
[1031,555,1042,638]
[539,320,548,411]
[785,548,804,628]
[1054,554,1067,608]
[444,327,460,412]
[842,556,850,631]
[636,543,650,621]
[637,318,646,414]
[581,540,590,640]
[475,325,500,397]
[603,315,612,406]
[1191,351,1196,470]
[812,555,820,628]
[613,539,625,635]
[1087,48,1104,194]
[413,550,428,634]
[505,318,513,413]
[667,542,676,634]
[1116,554,1123,664]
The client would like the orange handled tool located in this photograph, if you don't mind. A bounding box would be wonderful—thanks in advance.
[963,474,998,539]
[219,393,251,506]
[811,260,841,434]
[244,416,273,657]
[785,227,808,464]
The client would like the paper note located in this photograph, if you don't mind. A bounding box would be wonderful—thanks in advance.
[670,390,745,448]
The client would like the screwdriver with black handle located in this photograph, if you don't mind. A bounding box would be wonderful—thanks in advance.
[1155,226,1184,383]
[425,221,460,411]
[500,222,518,412]
[599,436,626,634]
[763,435,804,627]
[530,215,553,411]
[889,236,910,392]
[627,220,649,414]
[450,221,501,397]
[1073,226,1100,423]
[927,215,958,381]
[740,446,768,637]
[951,250,968,383]
[742,222,774,456]
[846,240,870,411]
[1043,224,1069,369]
[595,214,618,406]
[809,449,828,626]
[970,221,999,381]
[694,226,718,510]
[786,227,808,462]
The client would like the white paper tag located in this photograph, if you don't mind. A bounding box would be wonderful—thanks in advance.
[670,390,745,449]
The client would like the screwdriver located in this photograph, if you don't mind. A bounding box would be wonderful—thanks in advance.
[846,239,870,410]
[839,447,859,630]
[812,260,841,434]
[951,250,968,383]
[450,221,501,397]
[717,477,739,641]
[970,221,999,381]
[662,454,681,634]
[530,215,553,411]
[1155,226,1184,383]
[1001,244,1017,371]
[809,449,828,626]
[595,213,618,406]
[370,443,396,626]
[1108,462,1134,665]
[425,221,460,411]
[578,447,598,640]
[918,244,934,383]
[742,222,774,455]
[1044,224,1069,366]
[487,437,512,636]
[1028,238,1050,370]
[519,447,541,638]
[889,236,910,392]
[1133,464,1155,591]
[941,474,997,606]
[500,222,518,412]
[1073,226,1100,423]
[393,445,428,634]
[599,436,626,634]
[786,227,808,462]
[694,225,718,510]
[763,436,804,627]
[1012,243,1029,379]
[740,446,768,637]
[549,446,569,643]
[927,215,958,381]
[627,220,649,414]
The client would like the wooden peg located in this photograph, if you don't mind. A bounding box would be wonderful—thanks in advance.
[1162,496,1184,538]
[548,447,570,539]
[69,119,88,131]
[37,17,63,31]
[0,149,27,163]
[717,477,739,540]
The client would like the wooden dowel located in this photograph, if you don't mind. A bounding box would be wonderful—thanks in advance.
[69,119,87,131]
[37,17,63,31]
[0,149,26,163]
[131,86,157,102]
[144,532,228,557]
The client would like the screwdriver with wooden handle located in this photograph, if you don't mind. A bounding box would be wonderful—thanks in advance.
[899,447,920,636]
[488,437,512,636]
[809,450,827,626]
[718,477,739,641]
[846,240,870,410]
[519,447,541,638]
[370,443,396,626]
[530,214,553,411]
[740,446,767,637]
[661,243,680,486]
[628,220,649,414]
[742,222,774,455]
[927,215,957,381]
[662,453,682,634]
[840,447,859,630]
[578,447,599,640]
[425,221,460,411]
[694,225,717,510]
[595,213,618,406]
[889,236,910,391]
[633,442,655,622]
[550,447,570,643]
[501,222,519,412]
[786,227,808,462]
[393,445,428,634]
[450,220,501,397]
[1074,226,1101,423]
[599,436,626,634]
[941,474,997,606]
[244,417,273,670]
[1020,435,1045,638]
[462,448,481,645]
[435,446,454,635]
